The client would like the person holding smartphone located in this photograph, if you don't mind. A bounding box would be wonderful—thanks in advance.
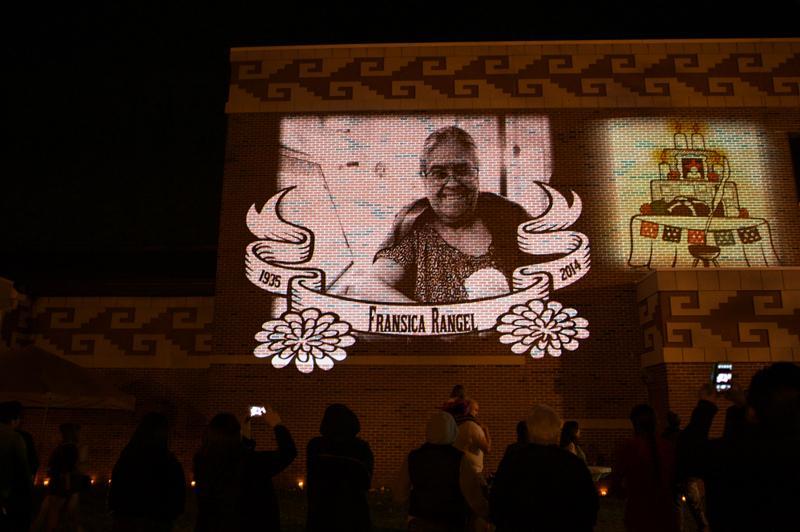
[193,406,296,532]
[678,362,800,532]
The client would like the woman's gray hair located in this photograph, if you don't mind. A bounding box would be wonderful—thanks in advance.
[420,126,478,175]
[526,404,563,445]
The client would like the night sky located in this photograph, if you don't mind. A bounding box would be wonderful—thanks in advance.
[4,1,800,289]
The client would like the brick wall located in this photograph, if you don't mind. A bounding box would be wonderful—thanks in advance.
[11,39,800,489]
[212,88,800,484]
[638,268,800,436]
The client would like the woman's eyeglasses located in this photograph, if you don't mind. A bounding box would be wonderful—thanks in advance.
[423,164,478,182]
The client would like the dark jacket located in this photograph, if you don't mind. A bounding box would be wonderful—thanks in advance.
[408,443,469,529]
[490,443,598,532]
[194,425,296,532]
[679,400,800,532]
[109,445,186,524]
[306,436,374,532]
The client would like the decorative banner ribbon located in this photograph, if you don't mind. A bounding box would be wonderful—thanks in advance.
[245,184,590,337]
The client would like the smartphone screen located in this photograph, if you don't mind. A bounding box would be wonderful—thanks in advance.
[250,406,267,417]
[713,363,733,392]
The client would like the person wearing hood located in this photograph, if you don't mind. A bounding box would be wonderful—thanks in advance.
[393,410,488,531]
[306,404,374,532]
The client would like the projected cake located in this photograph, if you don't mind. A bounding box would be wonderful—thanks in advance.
[628,130,779,269]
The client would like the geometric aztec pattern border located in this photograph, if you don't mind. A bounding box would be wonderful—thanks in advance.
[28,300,213,358]
[639,289,800,351]
[229,40,800,112]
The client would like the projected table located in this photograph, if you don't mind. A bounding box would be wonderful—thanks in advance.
[628,215,779,269]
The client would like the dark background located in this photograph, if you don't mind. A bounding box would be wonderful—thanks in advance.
[4,1,800,289]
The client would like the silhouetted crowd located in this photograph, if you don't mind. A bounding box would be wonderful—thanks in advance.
[1,361,799,531]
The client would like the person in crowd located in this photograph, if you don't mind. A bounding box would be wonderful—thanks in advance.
[0,401,33,531]
[609,404,680,532]
[363,125,532,303]
[679,362,800,532]
[503,420,529,456]
[193,408,296,532]
[109,412,186,532]
[559,420,587,463]
[1,401,39,480]
[306,404,374,532]
[453,399,491,474]
[662,411,707,531]
[34,423,89,532]
[394,410,488,532]
[490,404,598,531]
[441,384,468,418]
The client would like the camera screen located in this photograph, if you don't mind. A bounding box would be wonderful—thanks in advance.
[714,363,733,392]
[249,406,267,417]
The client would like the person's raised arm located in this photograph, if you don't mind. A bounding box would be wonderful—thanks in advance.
[682,384,719,441]
[722,383,749,441]
[678,384,719,479]
[249,409,297,477]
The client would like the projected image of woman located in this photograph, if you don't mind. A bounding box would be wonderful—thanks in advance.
[363,126,531,304]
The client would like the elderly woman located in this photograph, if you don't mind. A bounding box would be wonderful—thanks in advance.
[365,126,531,303]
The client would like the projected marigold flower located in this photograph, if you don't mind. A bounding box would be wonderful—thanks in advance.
[496,300,589,358]
[255,308,355,373]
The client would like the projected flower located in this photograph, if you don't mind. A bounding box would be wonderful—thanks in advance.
[255,309,355,373]
[496,300,589,358]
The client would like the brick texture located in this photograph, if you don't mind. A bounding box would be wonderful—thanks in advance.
[7,40,800,490]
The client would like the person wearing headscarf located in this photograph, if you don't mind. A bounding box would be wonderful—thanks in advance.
[306,404,374,532]
[109,412,186,532]
[394,410,488,532]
